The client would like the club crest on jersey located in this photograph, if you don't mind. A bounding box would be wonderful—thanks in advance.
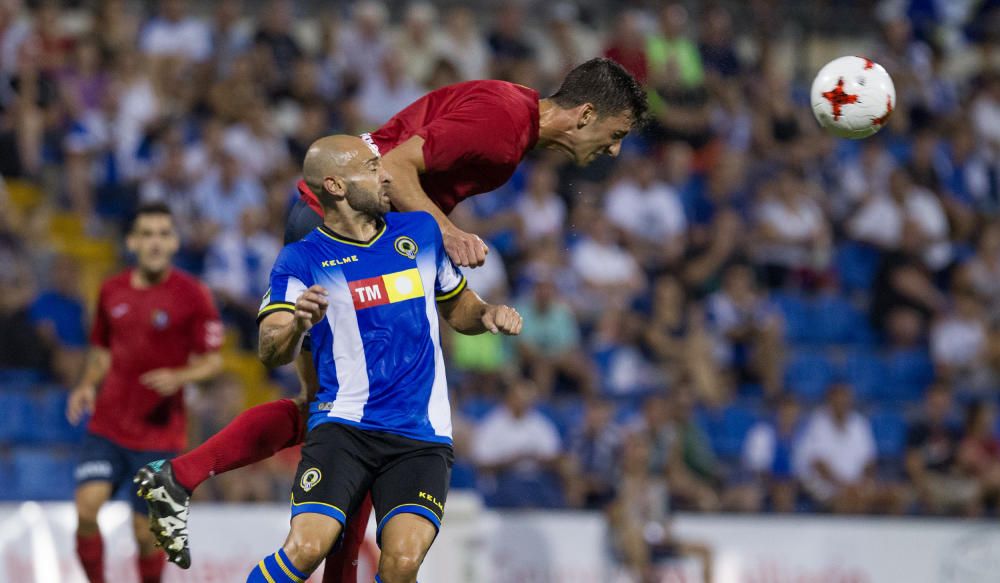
[300,468,322,492]
[151,309,169,329]
[394,236,418,259]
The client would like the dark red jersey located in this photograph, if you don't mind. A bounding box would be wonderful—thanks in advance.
[88,269,222,451]
[299,79,540,216]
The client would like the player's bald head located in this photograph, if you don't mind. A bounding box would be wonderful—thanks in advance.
[303,135,378,199]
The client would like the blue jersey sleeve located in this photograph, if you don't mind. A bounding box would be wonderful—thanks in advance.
[430,217,467,302]
[257,244,310,323]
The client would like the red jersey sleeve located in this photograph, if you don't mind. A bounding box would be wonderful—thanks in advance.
[189,283,223,354]
[89,282,111,348]
[416,102,521,173]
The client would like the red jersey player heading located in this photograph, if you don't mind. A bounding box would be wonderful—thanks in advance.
[299,57,648,267]
[67,203,223,583]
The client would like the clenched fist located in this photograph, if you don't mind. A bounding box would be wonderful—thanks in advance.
[481,305,522,335]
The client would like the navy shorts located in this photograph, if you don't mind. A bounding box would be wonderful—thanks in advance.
[75,432,177,514]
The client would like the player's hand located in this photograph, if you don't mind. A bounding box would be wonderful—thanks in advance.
[293,285,329,333]
[443,227,488,268]
[481,305,522,335]
[67,385,96,425]
[140,368,185,396]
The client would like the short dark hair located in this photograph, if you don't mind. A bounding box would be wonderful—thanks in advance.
[129,202,173,231]
[549,58,648,126]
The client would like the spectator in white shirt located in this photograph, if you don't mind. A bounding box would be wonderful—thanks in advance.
[604,155,687,268]
[848,168,952,271]
[706,263,784,397]
[193,149,266,234]
[516,163,566,245]
[392,1,440,85]
[753,168,831,288]
[931,286,993,390]
[335,0,390,85]
[434,6,488,81]
[357,48,426,128]
[472,378,565,508]
[139,0,211,64]
[570,215,644,310]
[794,383,905,513]
[221,101,291,179]
[204,207,281,348]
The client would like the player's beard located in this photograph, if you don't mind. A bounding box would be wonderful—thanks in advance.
[345,181,389,219]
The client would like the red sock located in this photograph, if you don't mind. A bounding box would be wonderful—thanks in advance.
[75,532,104,583]
[323,494,373,583]
[172,399,304,492]
[137,550,166,583]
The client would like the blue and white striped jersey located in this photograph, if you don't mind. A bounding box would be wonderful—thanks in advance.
[258,211,466,444]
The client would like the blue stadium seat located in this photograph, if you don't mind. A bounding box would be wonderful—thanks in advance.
[784,350,835,403]
[0,456,12,500]
[869,410,907,459]
[841,350,888,403]
[835,241,882,293]
[771,292,811,344]
[813,295,852,344]
[0,369,43,391]
[538,400,584,441]
[716,405,759,460]
[880,349,934,403]
[12,448,76,500]
[28,390,85,444]
[459,396,498,421]
[0,391,32,444]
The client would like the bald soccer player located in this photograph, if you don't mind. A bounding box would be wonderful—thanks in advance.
[139,58,646,577]
[246,135,520,583]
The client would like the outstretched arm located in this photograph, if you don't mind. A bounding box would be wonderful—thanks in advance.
[258,285,329,368]
[437,287,522,336]
[383,136,488,267]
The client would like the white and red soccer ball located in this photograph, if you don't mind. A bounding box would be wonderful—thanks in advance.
[810,55,896,139]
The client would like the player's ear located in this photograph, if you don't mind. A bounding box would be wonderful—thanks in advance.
[577,103,596,129]
[323,176,346,198]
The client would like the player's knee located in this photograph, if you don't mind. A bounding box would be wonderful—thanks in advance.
[379,546,424,582]
[75,494,103,527]
[282,537,326,572]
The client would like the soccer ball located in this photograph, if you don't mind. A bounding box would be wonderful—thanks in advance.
[810,56,896,139]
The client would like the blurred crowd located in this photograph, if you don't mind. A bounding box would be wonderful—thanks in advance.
[0,0,999,576]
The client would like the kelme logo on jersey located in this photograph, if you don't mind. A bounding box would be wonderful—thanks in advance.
[300,468,322,492]
[394,236,418,259]
[348,268,424,310]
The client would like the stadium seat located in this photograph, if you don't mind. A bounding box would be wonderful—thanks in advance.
[459,396,499,421]
[880,349,934,403]
[813,295,872,345]
[0,369,43,391]
[841,350,888,403]
[835,241,882,293]
[869,409,907,460]
[0,391,32,444]
[0,456,12,500]
[27,390,85,444]
[12,448,76,500]
[713,405,759,460]
[771,292,811,344]
[784,350,836,403]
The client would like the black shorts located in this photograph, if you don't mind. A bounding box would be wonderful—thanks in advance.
[75,432,177,514]
[290,422,453,546]
[284,198,323,350]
